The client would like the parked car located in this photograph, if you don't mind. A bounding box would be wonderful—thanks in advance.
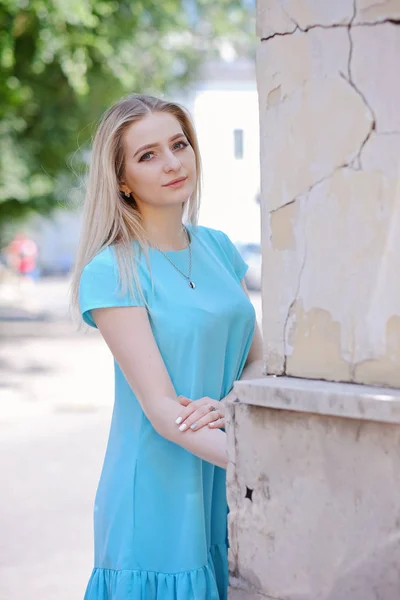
[236,242,261,291]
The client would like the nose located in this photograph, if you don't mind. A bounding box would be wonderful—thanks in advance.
[163,149,181,173]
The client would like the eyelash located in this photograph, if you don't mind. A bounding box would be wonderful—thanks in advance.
[139,140,189,162]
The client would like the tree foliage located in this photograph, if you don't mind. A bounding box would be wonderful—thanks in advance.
[0,0,255,228]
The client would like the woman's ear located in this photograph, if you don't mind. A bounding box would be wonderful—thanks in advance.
[120,183,131,198]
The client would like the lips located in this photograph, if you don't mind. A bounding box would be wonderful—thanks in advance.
[163,177,187,187]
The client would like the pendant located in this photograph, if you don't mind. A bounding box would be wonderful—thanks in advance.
[189,280,196,289]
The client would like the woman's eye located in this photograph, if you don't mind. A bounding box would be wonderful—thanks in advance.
[139,141,187,161]
[140,152,153,161]
[174,141,188,150]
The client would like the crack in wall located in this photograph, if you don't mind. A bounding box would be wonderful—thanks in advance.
[261,6,378,167]
[261,17,400,43]
[269,142,370,375]
[280,4,299,32]
[339,69,376,169]
[269,164,353,217]
[342,0,376,167]
[275,155,367,375]
[271,162,353,375]
[348,0,357,80]
[355,18,400,26]
[262,22,347,42]
[263,0,376,198]
[281,203,308,375]
[269,198,296,214]
[349,155,362,170]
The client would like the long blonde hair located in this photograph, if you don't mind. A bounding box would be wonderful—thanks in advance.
[70,94,202,325]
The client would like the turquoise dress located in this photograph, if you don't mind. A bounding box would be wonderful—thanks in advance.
[78,225,256,600]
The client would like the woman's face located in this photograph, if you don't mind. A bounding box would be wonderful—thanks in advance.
[120,112,197,210]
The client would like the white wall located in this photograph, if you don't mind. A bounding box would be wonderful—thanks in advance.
[191,86,260,243]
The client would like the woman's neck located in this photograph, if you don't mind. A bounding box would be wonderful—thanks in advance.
[140,207,187,251]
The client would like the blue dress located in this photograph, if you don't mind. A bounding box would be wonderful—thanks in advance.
[78,225,256,600]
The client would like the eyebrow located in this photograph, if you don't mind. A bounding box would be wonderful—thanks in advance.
[133,133,186,158]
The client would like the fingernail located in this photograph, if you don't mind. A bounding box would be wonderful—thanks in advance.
[175,417,183,425]
[179,423,188,432]
[190,423,199,431]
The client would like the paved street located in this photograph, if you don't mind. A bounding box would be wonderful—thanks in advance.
[0,411,110,600]
[0,277,261,600]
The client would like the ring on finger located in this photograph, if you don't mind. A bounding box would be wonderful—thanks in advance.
[209,405,217,412]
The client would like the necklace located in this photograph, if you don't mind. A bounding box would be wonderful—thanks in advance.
[153,226,196,289]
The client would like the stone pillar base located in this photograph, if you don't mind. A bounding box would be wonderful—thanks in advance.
[229,575,274,599]
[226,377,400,600]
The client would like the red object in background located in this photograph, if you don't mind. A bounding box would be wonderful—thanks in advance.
[8,234,38,275]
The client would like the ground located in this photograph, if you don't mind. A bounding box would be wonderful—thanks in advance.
[0,277,261,600]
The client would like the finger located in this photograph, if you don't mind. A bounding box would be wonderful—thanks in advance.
[176,399,211,426]
[208,416,225,429]
[177,404,212,432]
[178,396,192,406]
[188,410,223,433]
[175,403,197,426]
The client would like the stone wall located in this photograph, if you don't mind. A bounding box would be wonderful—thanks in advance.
[257,0,400,385]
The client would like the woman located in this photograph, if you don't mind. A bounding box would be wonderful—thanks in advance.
[70,94,263,600]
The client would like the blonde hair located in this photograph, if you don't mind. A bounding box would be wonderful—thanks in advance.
[70,94,202,325]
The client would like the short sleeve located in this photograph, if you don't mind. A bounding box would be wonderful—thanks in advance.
[78,248,146,328]
[213,229,249,282]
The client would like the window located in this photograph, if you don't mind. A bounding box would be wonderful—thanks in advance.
[233,129,244,159]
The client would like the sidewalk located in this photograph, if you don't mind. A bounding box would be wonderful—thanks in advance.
[0,265,69,324]
[0,275,114,422]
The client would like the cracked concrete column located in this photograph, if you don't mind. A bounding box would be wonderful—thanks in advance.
[227,2,400,599]
[258,2,400,382]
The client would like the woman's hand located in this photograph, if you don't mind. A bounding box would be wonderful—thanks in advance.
[175,396,225,432]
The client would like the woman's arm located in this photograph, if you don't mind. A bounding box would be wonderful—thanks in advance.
[92,305,228,469]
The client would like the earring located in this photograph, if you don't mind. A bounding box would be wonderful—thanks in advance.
[124,191,131,198]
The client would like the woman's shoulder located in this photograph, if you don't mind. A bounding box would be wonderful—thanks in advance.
[190,225,234,254]
[190,224,229,244]
[82,245,117,276]
[190,225,247,280]
[81,243,149,288]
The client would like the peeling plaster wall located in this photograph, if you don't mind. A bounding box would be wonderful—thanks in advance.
[258,0,400,385]
[227,388,400,600]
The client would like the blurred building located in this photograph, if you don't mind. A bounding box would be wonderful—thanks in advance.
[29,208,79,275]
[179,57,260,245]
[31,58,260,275]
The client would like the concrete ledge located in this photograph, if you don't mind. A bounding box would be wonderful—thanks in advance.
[234,376,400,424]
